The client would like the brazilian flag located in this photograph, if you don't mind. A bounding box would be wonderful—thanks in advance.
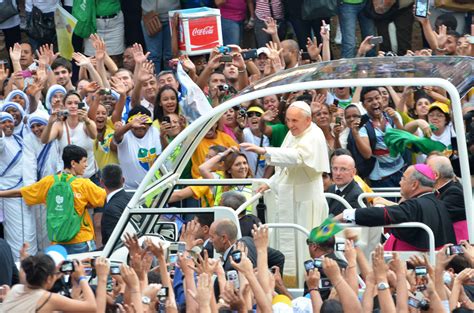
[384,128,446,158]
[308,215,342,243]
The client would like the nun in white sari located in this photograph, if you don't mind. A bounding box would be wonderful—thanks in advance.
[23,111,61,250]
[0,112,37,259]
[241,101,330,287]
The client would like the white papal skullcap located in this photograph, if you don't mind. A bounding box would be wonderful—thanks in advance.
[289,101,311,115]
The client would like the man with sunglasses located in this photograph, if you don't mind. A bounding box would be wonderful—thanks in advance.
[239,105,270,178]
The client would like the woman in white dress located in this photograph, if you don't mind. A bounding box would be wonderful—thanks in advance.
[0,112,37,259]
[22,111,61,250]
[40,91,97,179]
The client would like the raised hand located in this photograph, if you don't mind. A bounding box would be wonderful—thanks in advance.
[90,33,107,61]
[72,52,92,67]
[37,44,59,66]
[372,245,389,282]
[9,43,21,63]
[95,257,110,279]
[179,55,196,74]
[83,81,101,95]
[322,257,343,283]
[252,223,269,251]
[110,76,127,95]
[262,17,277,36]
[436,25,448,49]
[180,220,204,250]
[144,238,165,259]
[188,273,213,307]
[320,20,330,42]
[358,36,375,57]
[193,250,219,275]
[123,233,142,257]
[0,62,10,83]
[131,43,150,64]
[306,37,322,61]
[305,268,321,290]
[137,61,154,83]
[120,264,140,290]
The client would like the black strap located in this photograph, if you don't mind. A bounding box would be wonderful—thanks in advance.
[36,292,52,312]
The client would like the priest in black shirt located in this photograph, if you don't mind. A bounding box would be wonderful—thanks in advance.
[427,155,467,242]
[335,164,456,251]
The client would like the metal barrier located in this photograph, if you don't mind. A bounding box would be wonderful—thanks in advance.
[357,192,401,208]
[371,187,401,192]
[236,193,263,216]
[176,178,270,186]
[324,193,355,211]
[338,222,436,264]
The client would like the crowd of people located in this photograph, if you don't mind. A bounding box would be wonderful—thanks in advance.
[0,0,473,312]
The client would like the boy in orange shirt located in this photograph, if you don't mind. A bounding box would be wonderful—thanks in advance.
[0,145,106,254]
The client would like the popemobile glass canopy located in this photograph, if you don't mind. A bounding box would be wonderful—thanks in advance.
[241,56,473,98]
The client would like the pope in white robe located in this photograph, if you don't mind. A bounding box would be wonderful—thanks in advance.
[0,112,37,259]
[241,101,330,286]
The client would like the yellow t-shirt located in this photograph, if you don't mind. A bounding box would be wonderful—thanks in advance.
[189,172,225,207]
[94,120,119,169]
[354,175,374,204]
[191,131,238,178]
[20,174,106,244]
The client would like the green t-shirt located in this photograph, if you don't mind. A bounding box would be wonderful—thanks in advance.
[96,0,121,17]
[270,124,289,147]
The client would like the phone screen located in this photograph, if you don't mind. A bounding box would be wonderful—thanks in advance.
[415,0,428,17]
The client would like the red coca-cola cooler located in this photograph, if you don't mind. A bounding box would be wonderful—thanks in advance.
[169,7,223,56]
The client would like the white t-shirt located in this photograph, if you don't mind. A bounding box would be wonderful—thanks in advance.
[116,127,162,189]
[431,122,456,157]
[242,128,269,178]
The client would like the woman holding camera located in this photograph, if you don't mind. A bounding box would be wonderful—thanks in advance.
[1,254,97,312]
[41,91,98,179]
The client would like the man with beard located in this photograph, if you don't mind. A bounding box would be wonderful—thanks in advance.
[280,39,300,69]
[51,58,75,91]
[0,112,37,259]
[113,106,162,189]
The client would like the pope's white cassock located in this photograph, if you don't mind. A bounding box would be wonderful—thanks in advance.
[0,114,37,259]
[265,113,330,287]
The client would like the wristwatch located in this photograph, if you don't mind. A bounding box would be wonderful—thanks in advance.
[377,282,390,291]
[142,296,151,305]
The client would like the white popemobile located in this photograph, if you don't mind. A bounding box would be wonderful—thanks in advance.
[74,56,473,289]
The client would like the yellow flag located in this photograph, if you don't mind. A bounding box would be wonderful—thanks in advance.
[54,5,77,60]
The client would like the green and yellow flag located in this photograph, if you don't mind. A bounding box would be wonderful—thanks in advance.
[308,215,342,243]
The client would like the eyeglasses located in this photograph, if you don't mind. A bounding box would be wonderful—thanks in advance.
[247,112,262,118]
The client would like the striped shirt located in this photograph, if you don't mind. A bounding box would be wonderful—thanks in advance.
[255,0,284,20]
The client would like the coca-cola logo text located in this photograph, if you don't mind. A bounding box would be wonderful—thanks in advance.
[192,26,214,36]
